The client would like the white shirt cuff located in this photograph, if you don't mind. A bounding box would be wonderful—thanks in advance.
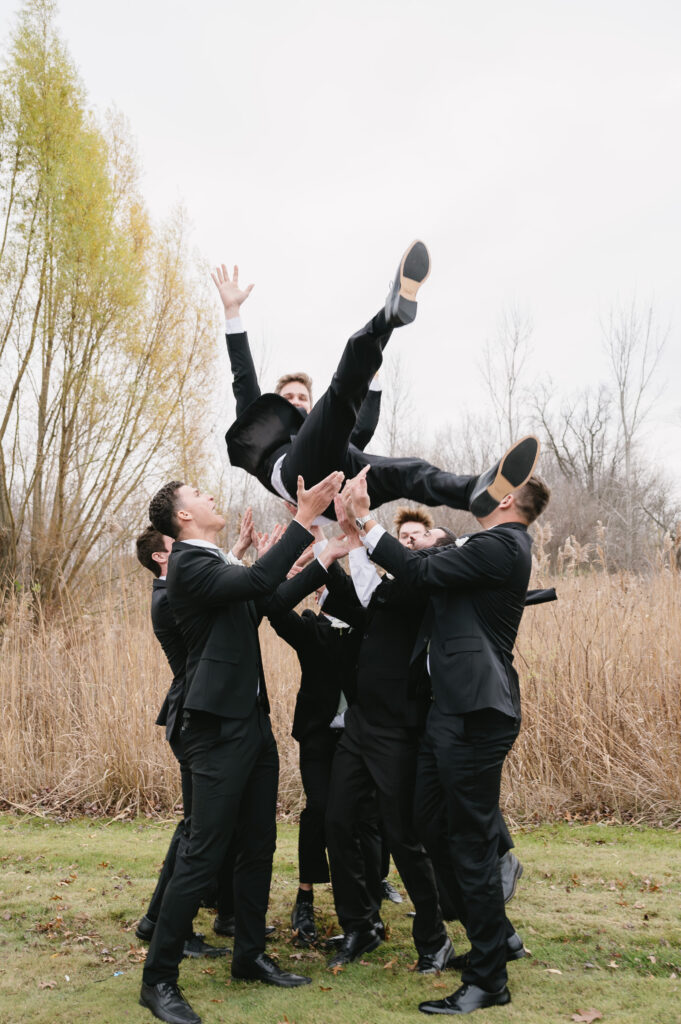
[369,374,382,392]
[225,315,244,334]
[226,550,244,565]
[315,555,329,573]
[313,539,328,559]
[361,523,386,553]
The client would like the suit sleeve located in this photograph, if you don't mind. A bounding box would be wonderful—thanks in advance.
[321,562,367,629]
[172,520,313,606]
[370,528,518,592]
[524,587,557,606]
[259,558,328,617]
[226,331,261,415]
[350,388,381,451]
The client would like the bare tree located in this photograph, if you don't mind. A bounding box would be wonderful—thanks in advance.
[480,306,533,448]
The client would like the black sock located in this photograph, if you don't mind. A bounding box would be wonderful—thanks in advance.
[297,888,313,904]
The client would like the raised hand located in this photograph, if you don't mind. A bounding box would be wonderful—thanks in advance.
[255,523,285,558]
[334,495,363,549]
[211,263,255,318]
[294,471,344,529]
[231,506,254,561]
[344,465,371,518]
[318,532,351,566]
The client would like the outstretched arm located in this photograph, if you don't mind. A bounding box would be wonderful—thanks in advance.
[212,263,260,415]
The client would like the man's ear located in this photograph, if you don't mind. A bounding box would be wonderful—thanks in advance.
[498,493,515,510]
[151,550,165,565]
[177,509,192,523]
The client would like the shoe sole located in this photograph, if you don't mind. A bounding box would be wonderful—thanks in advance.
[182,947,228,958]
[504,860,523,904]
[487,436,539,504]
[388,241,431,324]
[231,971,312,987]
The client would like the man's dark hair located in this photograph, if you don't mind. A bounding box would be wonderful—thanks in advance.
[514,476,550,524]
[393,505,434,534]
[149,480,185,539]
[432,526,458,547]
[136,524,167,577]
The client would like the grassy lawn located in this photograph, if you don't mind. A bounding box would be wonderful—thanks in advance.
[0,816,679,1023]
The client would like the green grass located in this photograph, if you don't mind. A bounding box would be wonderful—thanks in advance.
[0,816,679,1023]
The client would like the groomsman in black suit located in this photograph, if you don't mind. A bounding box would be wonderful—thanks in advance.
[139,471,343,1024]
[346,468,550,1016]
[134,525,236,957]
[259,534,382,947]
[212,243,540,520]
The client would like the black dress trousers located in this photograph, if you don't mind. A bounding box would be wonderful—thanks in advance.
[425,705,520,992]
[142,704,278,986]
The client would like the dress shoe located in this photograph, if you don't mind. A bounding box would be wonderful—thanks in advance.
[213,914,275,939]
[291,897,317,945]
[500,851,523,904]
[182,932,228,958]
[469,436,540,518]
[419,982,511,1015]
[322,932,345,950]
[327,926,382,969]
[417,936,455,974]
[139,981,201,1024]
[231,951,311,987]
[381,878,404,903]
[385,240,431,326]
[448,932,526,972]
[373,916,386,941]
[136,914,156,942]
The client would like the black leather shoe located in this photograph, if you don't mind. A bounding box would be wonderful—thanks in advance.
[136,914,156,942]
[448,932,526,972]
[327,926,382,968]
[419,983,511,1015]
[469,436,540,518]
[213,914,274,939]
[373,916,386,941]
[500,851,523,904]
[385,241,431,326]
[182,932,228,958]
[139,981,201,1024]
[381,879,404,903]
[291,898,317,945]
[417,936,455,974]
[232,951,311,987]
[212,914,235,936]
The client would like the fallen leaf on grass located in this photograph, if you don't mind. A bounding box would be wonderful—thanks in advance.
[210,999,224,1003]
[432,982,447,989]
[200,967,216,975]
[545,968,562,974]
[2,911,11,920]
[330,965,344,976]
[648,955,657,963]
[571,1010,603,1023]
[319,985,332,991]
[382,958,397,969]
[607,961,619,969]
[38,980,57,989]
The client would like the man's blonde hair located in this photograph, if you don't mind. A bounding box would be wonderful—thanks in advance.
[275,373,313,402]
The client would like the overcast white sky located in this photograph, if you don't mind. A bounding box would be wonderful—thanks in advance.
[2,0,680,490]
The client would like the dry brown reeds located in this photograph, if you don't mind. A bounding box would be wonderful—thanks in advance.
[1,527,680,824]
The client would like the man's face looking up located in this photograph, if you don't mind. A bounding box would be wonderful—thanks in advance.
[279,381,312,414]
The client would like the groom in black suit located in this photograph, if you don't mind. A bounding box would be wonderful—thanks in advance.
[213,243,540,520]
[139,471,343,1024]
[347,469,550,1016]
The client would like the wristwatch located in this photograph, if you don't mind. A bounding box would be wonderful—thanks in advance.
[355,514,372,532]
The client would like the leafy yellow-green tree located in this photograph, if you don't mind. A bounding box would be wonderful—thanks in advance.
[0,1,214,602]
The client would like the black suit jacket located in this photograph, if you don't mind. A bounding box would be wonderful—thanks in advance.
[152,578,188,741]
[261,560,363,741]
[166,520,313,719]
[323,562,432,729]
[224,331,381,493]
[371,522,533,719]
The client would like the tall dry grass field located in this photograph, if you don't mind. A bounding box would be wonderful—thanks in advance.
[1,537,680,824]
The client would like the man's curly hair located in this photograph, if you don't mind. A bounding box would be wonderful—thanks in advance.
[149,480,185,539]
